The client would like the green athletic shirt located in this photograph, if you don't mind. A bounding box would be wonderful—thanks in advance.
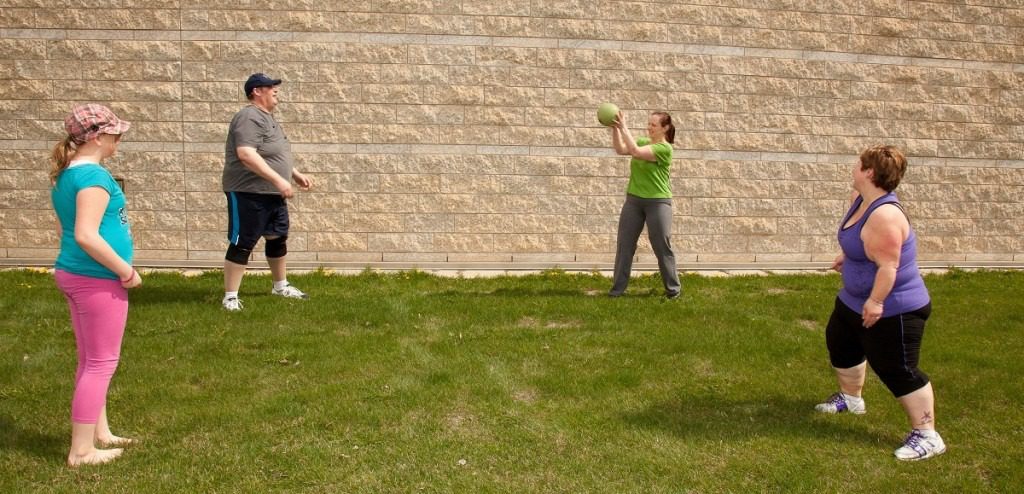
[626,137,673,198]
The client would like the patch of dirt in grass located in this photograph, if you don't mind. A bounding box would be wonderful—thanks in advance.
[798,319,820,330]
[513,387,538,404]
[444,409,485,439]
[417,316,446,332]
[544,319,580,329]
[445,413,467,430]
[182,431,212,451]
[693,357,716,378]
[517,317,580,329]
[517,316,539,328]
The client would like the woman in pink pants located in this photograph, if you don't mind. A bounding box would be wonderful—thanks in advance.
[50,104,140,467]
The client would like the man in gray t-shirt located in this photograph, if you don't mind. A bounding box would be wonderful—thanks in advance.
[220,73,313,311]
[223,104,294,194]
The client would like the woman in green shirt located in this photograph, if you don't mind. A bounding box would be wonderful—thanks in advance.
[608,111,680,299]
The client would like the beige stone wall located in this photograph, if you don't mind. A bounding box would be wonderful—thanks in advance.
[2,1,1022,269]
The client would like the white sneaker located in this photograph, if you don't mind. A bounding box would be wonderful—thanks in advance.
[271,284,308,299]
[814,392,866,414]
[222,296,243,311]
[894,429,946,461]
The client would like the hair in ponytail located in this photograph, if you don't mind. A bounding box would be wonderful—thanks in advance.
[653,112,675,144]
[49,134,76,184]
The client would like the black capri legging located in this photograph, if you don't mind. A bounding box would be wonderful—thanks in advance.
[825,297,932,398]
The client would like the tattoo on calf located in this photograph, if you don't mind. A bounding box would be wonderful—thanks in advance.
[920,411,933,425]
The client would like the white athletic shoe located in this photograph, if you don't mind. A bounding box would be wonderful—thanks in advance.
[814,392,866,415]
[222,296,243,312]
[271,284,308,299]
[894,429,946,461]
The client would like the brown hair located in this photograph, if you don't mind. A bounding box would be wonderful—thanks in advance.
[653,112,675,144]
[49,134,77,184]
[859,145,907,192]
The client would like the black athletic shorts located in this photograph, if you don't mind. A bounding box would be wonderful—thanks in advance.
[225,191,289,250]
[825,297,932,397]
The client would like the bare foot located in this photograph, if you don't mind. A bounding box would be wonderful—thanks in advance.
[97,434,134,448]
[67,448,123,467]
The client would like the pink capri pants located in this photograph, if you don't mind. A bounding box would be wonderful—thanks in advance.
[55,270,128,424]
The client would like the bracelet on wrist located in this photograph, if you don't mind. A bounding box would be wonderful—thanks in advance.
[120,269,136,283]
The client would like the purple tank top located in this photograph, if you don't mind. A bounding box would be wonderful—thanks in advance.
[837,192,930,316]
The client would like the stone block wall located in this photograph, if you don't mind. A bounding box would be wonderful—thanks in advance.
[2,1,1022,269]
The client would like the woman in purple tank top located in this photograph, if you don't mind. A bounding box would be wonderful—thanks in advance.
[814,146,946,461]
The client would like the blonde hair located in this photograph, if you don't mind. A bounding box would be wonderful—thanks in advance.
[49,134,77,184]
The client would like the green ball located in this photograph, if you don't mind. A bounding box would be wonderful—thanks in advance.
[597,102,619,126]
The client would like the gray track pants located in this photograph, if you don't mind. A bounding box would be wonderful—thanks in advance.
[610,194,681,296]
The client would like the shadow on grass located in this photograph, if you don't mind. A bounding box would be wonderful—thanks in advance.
[0,415,65,462]
[622,392,892,446]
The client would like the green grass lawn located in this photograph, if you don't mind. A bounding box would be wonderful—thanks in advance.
[1,268,1022,493]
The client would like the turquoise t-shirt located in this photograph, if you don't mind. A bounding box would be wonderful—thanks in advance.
[51,163,133,279]
[626,137,673,199]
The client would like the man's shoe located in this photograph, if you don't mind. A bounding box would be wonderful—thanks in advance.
[894,429,946,461]
[814,392,866,414]
[272,284,308,299]
[222,296,243,311]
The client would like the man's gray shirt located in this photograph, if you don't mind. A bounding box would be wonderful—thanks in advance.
[223,105,293,194]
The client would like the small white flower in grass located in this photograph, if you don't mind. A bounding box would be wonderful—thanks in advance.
[457,459,467,466]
